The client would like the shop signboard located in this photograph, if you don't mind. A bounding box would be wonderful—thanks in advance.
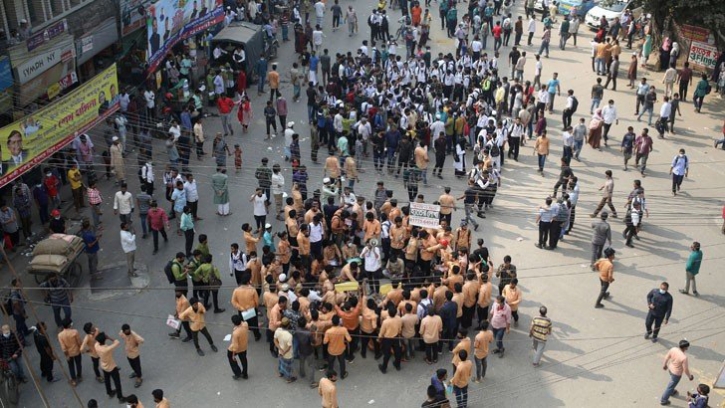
[26,20,68,52]
[689,41,721,71]
[0,64,119,187]
[15,43,74,85]
[680,25,711,43]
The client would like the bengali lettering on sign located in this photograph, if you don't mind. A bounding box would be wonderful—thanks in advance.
[0,64,119,187]
[26,20,68,52]
[680,25,711,43]
[689,41,721,71]
[409,202,441,228]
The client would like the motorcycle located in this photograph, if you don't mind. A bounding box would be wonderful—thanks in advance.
[264,36,279,60]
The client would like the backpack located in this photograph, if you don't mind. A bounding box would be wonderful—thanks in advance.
[674,154,688,168]
[164,260,177,284]
[570,96,579,113]
[555,204,568,222]
[490,143,500,157]
[420,299,432,317]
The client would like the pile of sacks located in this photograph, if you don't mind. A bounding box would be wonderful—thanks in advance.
[28,234,85,274]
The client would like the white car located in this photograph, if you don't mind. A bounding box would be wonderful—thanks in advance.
[585,0,642,29]
[534,0,546,12]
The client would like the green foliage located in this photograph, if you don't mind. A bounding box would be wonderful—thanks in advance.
[641,0,725,45]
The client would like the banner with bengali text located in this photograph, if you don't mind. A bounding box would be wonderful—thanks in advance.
[0,64,119,187]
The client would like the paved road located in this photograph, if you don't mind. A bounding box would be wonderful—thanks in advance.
[9,2,725,407]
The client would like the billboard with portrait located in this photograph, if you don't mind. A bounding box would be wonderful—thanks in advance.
[121,0,155,36]
[146,0,224,72]
[0,64,119,187]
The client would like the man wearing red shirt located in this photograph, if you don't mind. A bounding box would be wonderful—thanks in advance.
[492,22,503,52]
[217,95,236,136]
[43,170,60,209]
[146,200,170,254]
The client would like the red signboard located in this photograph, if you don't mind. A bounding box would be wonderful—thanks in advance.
[680,25,710,43]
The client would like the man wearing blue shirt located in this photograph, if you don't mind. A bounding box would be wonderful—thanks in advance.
[263,223,275,252]
[81,220,101,280]
[669,148,689,196]
[546,72,561,112]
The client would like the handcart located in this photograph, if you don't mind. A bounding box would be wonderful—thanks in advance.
[27,234,85,285]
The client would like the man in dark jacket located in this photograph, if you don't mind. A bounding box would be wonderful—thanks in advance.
[35,322,60,382]
[645,282,673,343]
[1,324,27,382]
[439,291,458,352]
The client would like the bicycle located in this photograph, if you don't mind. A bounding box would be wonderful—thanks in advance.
[0,359,19,405]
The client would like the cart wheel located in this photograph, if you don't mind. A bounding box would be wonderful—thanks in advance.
[67,262,83,287]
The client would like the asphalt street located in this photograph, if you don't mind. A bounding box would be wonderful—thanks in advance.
[7,1,725,407]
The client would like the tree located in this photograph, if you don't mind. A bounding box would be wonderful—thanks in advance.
[641,0,725,48]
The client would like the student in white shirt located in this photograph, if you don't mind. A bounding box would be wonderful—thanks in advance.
[601,100,619,145]
[120,222,138,277]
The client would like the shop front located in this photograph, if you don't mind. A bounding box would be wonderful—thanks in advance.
[75,18,120,81]
[8,32,78,108]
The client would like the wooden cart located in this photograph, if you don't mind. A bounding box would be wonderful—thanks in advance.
[27,245,84,286]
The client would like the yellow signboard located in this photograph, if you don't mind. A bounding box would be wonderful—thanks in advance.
[0,64,119,187]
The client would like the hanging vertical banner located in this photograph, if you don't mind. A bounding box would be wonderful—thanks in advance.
[146,0,225,72]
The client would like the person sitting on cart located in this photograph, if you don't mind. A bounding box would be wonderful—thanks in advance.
[49,209,66,234]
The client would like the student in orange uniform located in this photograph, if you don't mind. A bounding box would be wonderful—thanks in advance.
[401,303,419,360]
[94,331,126,403]
[169,291,193,342]
[420,307,443,364]
[228,315,249,379]
[319,370,339,408]
[502,278,523,326]
[119,324,145,388]
[58,318,83,386]
[81,322,104,383]
[451,329,471,376]
[334,291,361,363]
[230,274,261,341]
[178,297,219,356]
[378,304,403,373]
[323,315,352,378]
[451,350,473,407]
[473,321,494,382]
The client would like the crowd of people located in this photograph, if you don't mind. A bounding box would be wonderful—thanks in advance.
[0,0,721,406]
